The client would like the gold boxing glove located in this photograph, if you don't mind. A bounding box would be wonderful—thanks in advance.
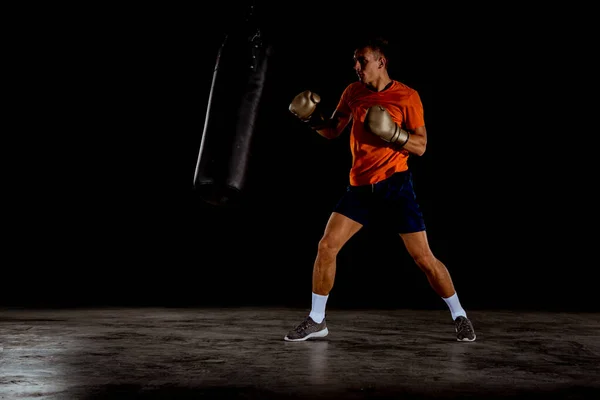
[364,105,409,146]
[289,90,326,129]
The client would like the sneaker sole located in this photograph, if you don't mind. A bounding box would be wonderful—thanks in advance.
[284,327,329,342]
[457,334,476,342]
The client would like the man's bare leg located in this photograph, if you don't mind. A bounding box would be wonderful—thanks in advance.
[312,212,363,295]
[400,230,476,341]
[284,212,362,341]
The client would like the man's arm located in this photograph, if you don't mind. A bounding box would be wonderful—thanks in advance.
[399,125,427,156]
[289,90,351,139]
[314,109,352,140]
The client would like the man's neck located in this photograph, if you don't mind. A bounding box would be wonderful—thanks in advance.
[366,78,393,92]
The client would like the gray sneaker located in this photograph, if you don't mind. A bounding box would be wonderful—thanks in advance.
[284,316,329,342]
[455,316,476,341]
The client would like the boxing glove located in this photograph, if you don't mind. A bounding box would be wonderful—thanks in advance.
[364,105,409,146]
[289,90,326,129]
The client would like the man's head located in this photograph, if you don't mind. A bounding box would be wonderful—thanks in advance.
[353,36,390,85]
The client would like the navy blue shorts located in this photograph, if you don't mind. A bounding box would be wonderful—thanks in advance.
[333,170,426,234]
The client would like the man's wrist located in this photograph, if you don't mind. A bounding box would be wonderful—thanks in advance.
[306,113,328,130]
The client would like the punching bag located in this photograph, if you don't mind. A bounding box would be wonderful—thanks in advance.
[193,4,272,206]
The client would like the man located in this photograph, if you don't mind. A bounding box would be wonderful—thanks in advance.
[286,36,476,342]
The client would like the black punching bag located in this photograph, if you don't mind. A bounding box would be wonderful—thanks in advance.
[193,4,272,206]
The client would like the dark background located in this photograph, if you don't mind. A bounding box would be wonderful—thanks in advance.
[5,2,596,311]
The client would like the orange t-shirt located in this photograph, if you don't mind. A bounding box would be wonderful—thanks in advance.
[336,80,425,186]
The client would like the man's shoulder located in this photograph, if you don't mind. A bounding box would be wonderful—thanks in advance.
[343,81,363,92]
[347,81,363,89]
[340,82,365,102]
[391,80,417,95]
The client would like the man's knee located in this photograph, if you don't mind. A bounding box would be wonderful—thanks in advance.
[317,236,342,258]
[412,252,438,272]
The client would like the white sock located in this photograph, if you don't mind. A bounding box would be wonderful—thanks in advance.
[309,292,329,323]
[443,292,467,320]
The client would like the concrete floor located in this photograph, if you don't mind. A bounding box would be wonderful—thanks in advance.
[1,307,599,399]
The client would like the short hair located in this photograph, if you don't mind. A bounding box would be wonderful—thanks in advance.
[354,35,390,60]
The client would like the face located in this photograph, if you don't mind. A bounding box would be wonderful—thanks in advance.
[353,47,383,84]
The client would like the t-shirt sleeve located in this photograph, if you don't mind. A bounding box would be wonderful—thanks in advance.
[404,90,425,130]
[336,85,353,116]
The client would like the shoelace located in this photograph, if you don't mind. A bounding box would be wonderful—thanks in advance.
[294,318,313,332]
[456,318,473,334]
